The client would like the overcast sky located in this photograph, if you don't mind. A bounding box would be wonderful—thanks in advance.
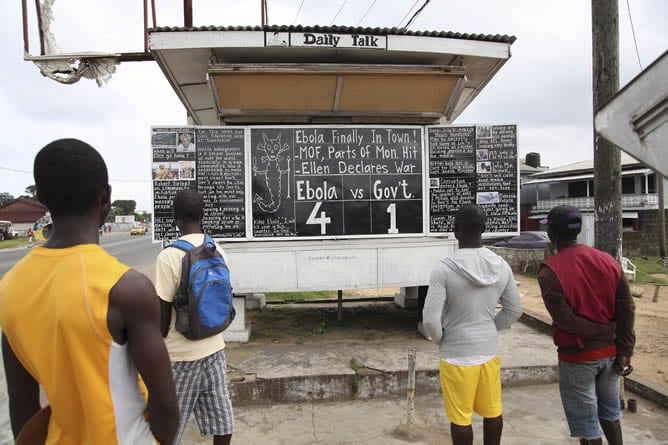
[0,0,666,211]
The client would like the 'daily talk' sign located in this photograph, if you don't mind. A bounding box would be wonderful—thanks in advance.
[266,32,387,50]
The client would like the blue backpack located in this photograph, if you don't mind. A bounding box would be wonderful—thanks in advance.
[169,235,235,340]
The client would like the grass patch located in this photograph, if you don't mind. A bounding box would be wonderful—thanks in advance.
[264,290,338,301]
[629,256,668,284]
[264,290,393,302]
[349,358,361,396]
[261,331,283,342]
[0,239,28,250]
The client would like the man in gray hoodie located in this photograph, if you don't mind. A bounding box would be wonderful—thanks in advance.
[423,204,522,445]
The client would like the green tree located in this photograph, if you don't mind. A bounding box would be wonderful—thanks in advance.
[134,211,151,223]
[24,185,37,199]
[0,192,14,207]
[111,200,137,215]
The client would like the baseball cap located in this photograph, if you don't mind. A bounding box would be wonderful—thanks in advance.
[540,205,582,232]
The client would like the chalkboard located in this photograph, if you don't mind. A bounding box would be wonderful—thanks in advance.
[250,127,423,238]
[427,124,518,233]
[151,127,246,242]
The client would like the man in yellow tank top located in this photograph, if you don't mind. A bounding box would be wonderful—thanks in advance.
[0,139,179,444]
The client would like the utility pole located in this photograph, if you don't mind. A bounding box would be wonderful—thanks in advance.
[659,174,666,257]
[592,0,622,260]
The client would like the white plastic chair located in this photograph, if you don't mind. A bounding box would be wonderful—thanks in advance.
[621,257,636,282]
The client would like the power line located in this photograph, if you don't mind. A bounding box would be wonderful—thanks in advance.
[356,0,378,26]
[403,0,430,30]
[0,166,31,174]
[0,166,149,183]
[398,0,420,28]
[330,0,348,25]
[292,0,306,25]
[625,0,643,70]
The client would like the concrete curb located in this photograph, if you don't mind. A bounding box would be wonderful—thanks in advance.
[521,309,668,409]
[228,365,558,407]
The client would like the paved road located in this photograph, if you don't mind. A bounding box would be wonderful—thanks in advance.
[0,234,161,280]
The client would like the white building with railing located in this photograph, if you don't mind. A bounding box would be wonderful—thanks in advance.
[522,153,666,248]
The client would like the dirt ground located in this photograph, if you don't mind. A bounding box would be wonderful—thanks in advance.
[248,278,668,393]
[515,274,668,392]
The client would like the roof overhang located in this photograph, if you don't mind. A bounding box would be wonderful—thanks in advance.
[207,63,466,123]
[595,51,668,177]
[148,27,513,125]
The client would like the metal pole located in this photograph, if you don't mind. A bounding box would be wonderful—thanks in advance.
[337,289,343,321]
[143,0,148,53]
[34,0,45,55]
[151,0,157,28]
[21,0,30,54]
[592,0,622,260]
[407,349,416,427]
[261,0,266,26]
[658,173,666,257]
[184,0,193,28]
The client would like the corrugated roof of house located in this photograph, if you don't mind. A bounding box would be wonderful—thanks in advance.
[0,198,46,211]
[529,152,643,178]
[149,24,517,44]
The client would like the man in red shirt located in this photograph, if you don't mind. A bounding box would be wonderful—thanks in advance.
[538,205,635,445]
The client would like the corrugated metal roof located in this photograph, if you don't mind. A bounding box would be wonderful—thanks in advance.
[149,25,516,44]
[528,152,642,178]
[0,198,46,211]
[523,168,652,185]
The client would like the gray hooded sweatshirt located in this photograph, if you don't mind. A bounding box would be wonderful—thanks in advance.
[422,247,522,359]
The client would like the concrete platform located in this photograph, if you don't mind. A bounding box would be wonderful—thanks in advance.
[182,383,668,444]
[224,320,559,405]
[178,301,668,444]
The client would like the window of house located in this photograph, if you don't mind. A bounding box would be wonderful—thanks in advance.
[622,218,639,232]
[640,174,657,193]
[622,177,635,194]
[568,181,588,197]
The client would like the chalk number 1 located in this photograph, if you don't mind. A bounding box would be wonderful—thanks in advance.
[387,203,399,234]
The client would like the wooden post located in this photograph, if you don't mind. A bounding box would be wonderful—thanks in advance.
[337,289,343,321]
[658,173,666,257]
[592,0,622,260]
[407,349,416,427]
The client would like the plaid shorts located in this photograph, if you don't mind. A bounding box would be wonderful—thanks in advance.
[172,349,235,443]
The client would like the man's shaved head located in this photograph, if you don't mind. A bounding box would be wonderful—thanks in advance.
[454,204,486,233]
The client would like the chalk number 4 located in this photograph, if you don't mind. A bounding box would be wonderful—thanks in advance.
[306,202,331,235]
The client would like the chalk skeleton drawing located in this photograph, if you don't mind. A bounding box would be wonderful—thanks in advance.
[253,133,291,213]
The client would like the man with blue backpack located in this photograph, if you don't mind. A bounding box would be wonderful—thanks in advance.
[155,189,235,444]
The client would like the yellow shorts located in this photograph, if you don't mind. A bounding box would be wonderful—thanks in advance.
[439,355,502,426]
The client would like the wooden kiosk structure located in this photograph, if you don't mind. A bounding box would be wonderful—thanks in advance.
[147,24,517,292]
[22,3,518,340]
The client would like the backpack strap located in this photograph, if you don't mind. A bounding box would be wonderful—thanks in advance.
[202,234,217,249]
[167,239,195,307]
[169,239,194,252]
